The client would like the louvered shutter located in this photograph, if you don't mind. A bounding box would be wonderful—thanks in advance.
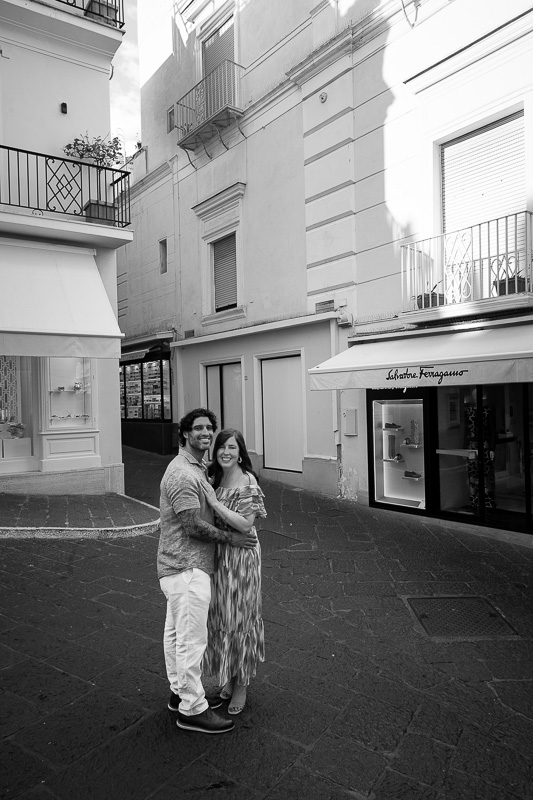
[203,18,234,77]
[213,233,237,311]
[441,111,525,233]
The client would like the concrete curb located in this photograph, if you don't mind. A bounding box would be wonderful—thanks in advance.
[0,518,161,539]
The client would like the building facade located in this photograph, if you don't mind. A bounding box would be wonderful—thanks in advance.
[0,0,132,493]
[120,0,533,535]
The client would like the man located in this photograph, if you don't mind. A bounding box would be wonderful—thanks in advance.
[158,407,257,734]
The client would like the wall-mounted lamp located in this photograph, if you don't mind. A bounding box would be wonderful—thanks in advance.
[60,102,67,114]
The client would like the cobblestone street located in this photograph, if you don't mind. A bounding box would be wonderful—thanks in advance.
[1,447,532,799]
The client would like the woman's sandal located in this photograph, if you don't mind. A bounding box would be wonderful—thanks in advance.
[220,678,235,700]
[228,683,247,715]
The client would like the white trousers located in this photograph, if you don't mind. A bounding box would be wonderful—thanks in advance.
[159,568,211,716]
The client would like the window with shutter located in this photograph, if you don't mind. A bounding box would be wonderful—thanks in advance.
[441,111,525,233]
[441,112,526,302]
[203,17,234,77]
[213,233,237,311]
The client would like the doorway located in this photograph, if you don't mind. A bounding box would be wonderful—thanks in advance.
[436,384,531,529]
[261,356,303,472]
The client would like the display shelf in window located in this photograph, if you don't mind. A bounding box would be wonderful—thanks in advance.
[47,358,92,428]
[373,398,425,509]
[120,353,172,422]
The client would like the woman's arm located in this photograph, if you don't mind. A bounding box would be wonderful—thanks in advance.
[201,482,256,533]
[212,500,256,534]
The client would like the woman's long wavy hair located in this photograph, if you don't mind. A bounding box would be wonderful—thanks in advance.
[207,429,258,489]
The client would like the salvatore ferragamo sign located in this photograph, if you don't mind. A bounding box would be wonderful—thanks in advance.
[385,366,470,386]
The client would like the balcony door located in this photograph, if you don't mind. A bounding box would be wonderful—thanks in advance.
[202,17,235,120]
[441,112,525,302]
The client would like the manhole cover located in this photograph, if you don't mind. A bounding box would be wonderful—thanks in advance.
[407,596,518,638]
[258,529,300,554]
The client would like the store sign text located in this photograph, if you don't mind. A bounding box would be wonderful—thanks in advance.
[386,366,469,385]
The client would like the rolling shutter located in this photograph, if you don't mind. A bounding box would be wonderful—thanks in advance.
[203,17,234,77]
[213,233,237,311]
[441,111,525,233]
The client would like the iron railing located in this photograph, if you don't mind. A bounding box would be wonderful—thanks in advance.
[401,212,533,311]
[0,145,130,227]
[52,0,125,28]
[175,60,244,141]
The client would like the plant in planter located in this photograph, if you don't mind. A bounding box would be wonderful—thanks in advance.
[62,133,123,167]
[62,133,124,224]
[416,281,444,309]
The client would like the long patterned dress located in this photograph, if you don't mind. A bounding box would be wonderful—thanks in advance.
[203,481,266,687]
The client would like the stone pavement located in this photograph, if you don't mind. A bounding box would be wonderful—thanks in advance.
[0,446,532,799]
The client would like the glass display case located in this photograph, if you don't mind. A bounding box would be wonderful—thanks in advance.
[124,363,142,419]
[47,357,92,428]
[373,398,425,509]
[121,358,171,421]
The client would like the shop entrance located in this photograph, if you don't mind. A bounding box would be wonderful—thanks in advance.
[368,384,532,533]
[436,384,531,529]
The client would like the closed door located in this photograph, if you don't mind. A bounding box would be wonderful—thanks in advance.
[261,356,303,472]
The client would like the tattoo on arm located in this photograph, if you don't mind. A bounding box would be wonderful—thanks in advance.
[179,508,232,544]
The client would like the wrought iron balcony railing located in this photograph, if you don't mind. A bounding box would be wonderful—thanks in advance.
[175,60,245,149]
[401,212,533,311]
[52,0,125,28]
[0,145,130,227]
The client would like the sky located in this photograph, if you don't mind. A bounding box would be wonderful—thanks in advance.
[110,0,141,159]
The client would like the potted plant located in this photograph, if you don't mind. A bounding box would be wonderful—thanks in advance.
[62,133,123,224]
[62,133,123,167]
[416,281,445,309]
[493,272,527,296]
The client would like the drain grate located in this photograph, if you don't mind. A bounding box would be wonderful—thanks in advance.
[257,529,300,555]
[407,596,518,638]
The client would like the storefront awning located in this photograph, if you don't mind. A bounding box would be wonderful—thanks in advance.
[309,324,533,390]
[0,240,123,359]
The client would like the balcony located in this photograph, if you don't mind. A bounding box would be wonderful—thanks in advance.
[175,60,245,151]
[401,212,533,315]
[52,0,125,28]
[0,145,130,229]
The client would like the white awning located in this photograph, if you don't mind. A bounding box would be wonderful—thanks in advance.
[0,240,123,358]
[309,324,533,390]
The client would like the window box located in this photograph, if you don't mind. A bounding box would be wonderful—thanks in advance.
[494,277,526,295]
[83,200,116,225]
[416,292,444,309]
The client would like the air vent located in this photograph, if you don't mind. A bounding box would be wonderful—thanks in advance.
[315,299,335,313]
[184,330,195,339]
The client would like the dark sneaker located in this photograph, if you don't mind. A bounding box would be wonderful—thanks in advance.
[177,708,234,734]
[168,693,222,711]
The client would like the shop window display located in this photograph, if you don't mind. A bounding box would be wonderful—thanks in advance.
[121,359,171,421]
[0,356,33,459]
[373,399,425,508]
[47,358,92,428]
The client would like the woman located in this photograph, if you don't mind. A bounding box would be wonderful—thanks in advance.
[202,429,266,714]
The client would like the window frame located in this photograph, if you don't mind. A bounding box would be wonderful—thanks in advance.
[159,238,168,275]
[192,181,246,324]
[167,105,175,133]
